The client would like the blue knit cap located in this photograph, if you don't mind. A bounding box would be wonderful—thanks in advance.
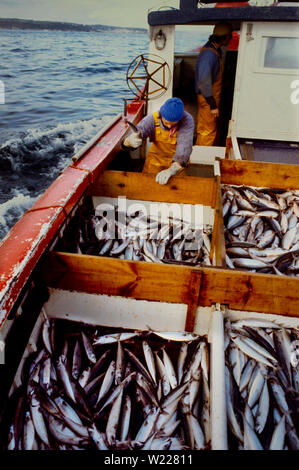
[160,98,184,122]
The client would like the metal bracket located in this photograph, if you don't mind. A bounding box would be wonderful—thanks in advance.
[246,23,254,42]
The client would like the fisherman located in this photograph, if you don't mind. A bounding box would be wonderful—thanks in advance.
[122,97,194,185]
[195,21,232,146]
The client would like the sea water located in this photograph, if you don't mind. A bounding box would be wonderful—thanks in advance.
[0,28,206,240]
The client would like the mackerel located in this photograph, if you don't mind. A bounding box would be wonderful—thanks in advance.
[255,380,270,434]
[120,395,131,442]
[93,331,140,345]
[81,332,97,364]
[142,341,157,385]
[162,348,177,389]
[177,342,188,384]
[243,419,263,450]
[269,415,285,450]
[234,334,278,364]
[72,339,82,380]
[152,331,199,342]
[96,360,115,404]
[115,341,125,385]
[135,405,159,443]
[89,424,108,450]
[106,386,124,447]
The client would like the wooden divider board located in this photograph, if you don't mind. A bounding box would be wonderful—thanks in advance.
[41,253,299,319]
[220,159,299,190]
[90,170,217,207]
[210,175,226,268]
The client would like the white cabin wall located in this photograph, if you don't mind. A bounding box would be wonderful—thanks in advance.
[147,25,175,117]
[231,22,299,142]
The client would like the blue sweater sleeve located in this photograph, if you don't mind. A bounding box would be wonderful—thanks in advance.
[173,112,194,167]
[136,114,155,140]
[195,49,220,98]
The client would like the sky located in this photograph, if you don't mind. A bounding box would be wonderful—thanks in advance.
[0,0,184,29]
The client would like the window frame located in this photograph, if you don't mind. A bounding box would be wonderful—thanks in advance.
[254,29,299,76]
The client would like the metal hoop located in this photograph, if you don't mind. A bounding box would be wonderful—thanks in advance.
[126,53,171,101]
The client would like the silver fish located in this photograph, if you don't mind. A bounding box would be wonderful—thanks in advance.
[81,332,97,364]
[41,313,53,356]
[72,339,82,380]
[56,355,76,402]
[124,347,156,387]
[247,366,266,409]
[152,331,199,342]
[135,405,159,443]
[47,413,88,446]
[142,341,157,385]
[93,331,140,345]
[29,393,50,446]
[162,348,177,389]
[243,419,263,450]
[106,386,124,447]
[115,341,125,385]
[177,342,188,384]
[89,424,108,450]
[155,353,171,397]
[120,395,131,442]
[269,415,286,450]
[23,411,35,451]
[231,335,277,368]
[96,360,115,405]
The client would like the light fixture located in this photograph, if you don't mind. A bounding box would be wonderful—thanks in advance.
[154,29,166,50]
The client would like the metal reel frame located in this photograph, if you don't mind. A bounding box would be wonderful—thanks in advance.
[126,53,171,102]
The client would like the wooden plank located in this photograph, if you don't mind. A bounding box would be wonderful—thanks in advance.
[220,159,299,190]
[185,270,202,332]
[90,170,217,207]
[41,252,299,318]
[41,252,194,304]
[199,267,299,318]
[210,176,226,268]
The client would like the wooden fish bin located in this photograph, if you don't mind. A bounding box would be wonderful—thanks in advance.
[210,159,299,318]
[2,288,224,450]
[4,289,298,450]
[38,167,299,322]
[222,306,299,450]
[220,159,299,191]
[41,170,224,332]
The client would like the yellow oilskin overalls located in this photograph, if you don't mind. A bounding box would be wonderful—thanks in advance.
[196,46,223,147]
[142,112,185,175]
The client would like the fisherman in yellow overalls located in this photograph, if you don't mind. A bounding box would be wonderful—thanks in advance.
[122,98,194,185]
[195,22,232,146]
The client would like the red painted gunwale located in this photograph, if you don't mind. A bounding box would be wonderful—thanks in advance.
[0,99,144,326]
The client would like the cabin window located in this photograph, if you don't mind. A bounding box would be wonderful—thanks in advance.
[261,36,299,70]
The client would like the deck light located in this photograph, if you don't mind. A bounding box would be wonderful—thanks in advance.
[154,29,166,50]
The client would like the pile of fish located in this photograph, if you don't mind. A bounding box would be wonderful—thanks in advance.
[222,185,299,275]
[225,317,299,450]
[60,200,212,267]
[3,314,210,450]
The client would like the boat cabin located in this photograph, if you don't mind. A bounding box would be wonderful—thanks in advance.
[122,0,299,170]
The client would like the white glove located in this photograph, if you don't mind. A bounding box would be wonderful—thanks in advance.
[123,131,142,149]
[155,162,182,185]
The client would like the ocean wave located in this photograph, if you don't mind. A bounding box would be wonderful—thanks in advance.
[10,48,26,53]
[0,116,111,240]
[0,193,36,242]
